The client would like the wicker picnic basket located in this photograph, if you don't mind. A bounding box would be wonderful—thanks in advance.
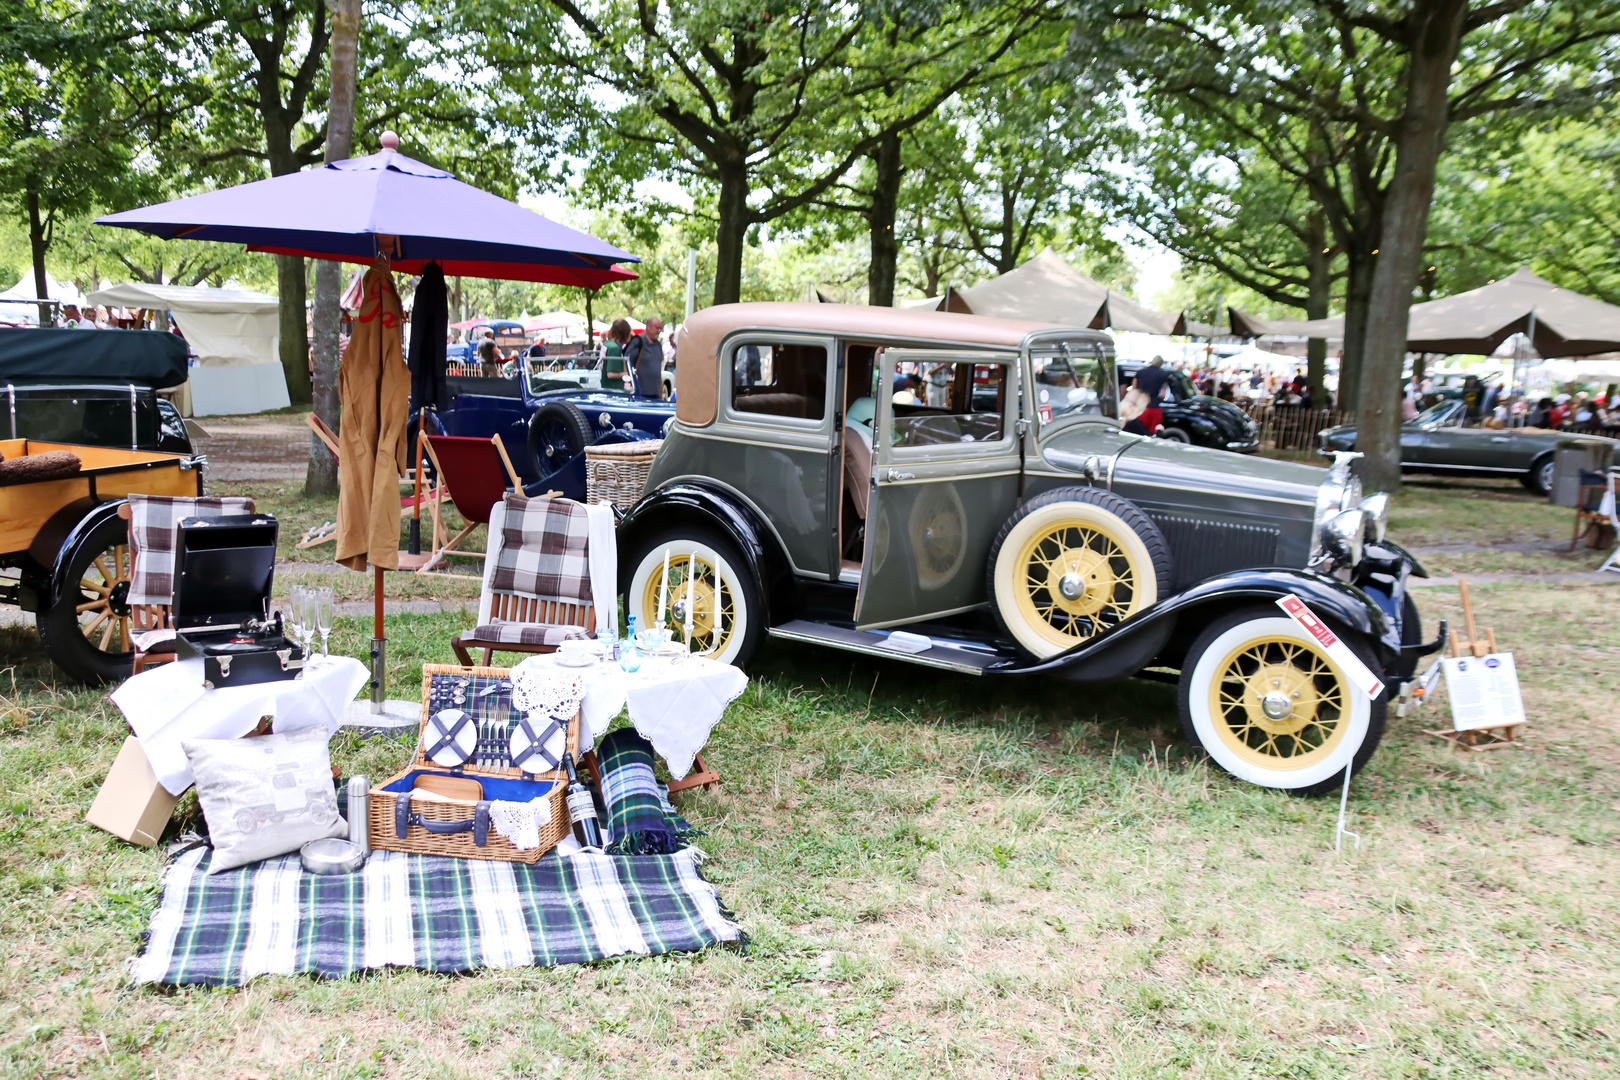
[585,439,663,511]
[366,664,578,864]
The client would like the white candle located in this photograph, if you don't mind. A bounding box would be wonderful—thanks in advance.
[685,552,696,649]
[656,547,670,627]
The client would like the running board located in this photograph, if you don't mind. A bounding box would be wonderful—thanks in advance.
[768,620,1008,675]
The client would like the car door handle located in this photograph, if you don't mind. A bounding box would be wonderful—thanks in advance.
[886,469,914,482]
[1490,436,1511,442]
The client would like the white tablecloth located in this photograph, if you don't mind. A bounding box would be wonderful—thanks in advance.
[516,652,747,779]
[111,656,371,795]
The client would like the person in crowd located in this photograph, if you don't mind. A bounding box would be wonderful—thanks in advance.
[1132,355,1170,435]
[926,360,951,407]
[1526,396,1553,428]
[59,304,86,327]
[476,328,500,376]
[527,336,547,360]
[1549,393,1571,428]
[892,372,924,404]
[603,318,633,391]
[625,316,665,398]
[1573,393,1597,430]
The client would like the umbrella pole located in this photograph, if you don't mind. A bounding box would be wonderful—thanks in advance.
[408,407,425,555]
[370,565,386,713]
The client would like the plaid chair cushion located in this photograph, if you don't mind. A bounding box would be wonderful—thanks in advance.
[459,624,588,647]
[491,494,591,603]
[128,495,256,605]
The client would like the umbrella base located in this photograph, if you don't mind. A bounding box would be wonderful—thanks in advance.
[342,697,421,737]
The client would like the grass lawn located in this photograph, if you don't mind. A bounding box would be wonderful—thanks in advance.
[0,535,1617,1079]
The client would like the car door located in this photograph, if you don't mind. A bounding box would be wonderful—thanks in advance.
[1409,400,1468,465]
[854,349,1021,629]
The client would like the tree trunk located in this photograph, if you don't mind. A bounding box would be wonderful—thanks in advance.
[712,163,749,306]
[1339,248,1375,414]
[25,181,50,326]
[1304,209,1329,408]
[276,255,311,401]
[306,0,360,496]
[867,132,902,307]
[1358,0,1465,492]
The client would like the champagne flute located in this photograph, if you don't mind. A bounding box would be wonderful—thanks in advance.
[300,587,317,659]
[287,584,305,648]
[316,587,333,660]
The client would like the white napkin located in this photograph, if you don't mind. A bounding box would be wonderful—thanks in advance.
[584,502,617,637]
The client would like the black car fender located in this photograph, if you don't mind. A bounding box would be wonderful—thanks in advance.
[46,498,128,610]
[616,482,794,614]
[990,567,1400,681]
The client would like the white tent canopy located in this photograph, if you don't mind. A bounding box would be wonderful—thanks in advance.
[87,282,289,417]
[0,271,88,322]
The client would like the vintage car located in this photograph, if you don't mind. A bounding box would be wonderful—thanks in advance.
[0,328,206,683]
[412,356,673,500]
[1118,362,1259,451]
[615,303,1444,796]
[1319,398,1614,495]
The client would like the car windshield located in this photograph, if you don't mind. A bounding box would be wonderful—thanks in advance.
[1030,343,1116,423]
[1412,401,1462,427]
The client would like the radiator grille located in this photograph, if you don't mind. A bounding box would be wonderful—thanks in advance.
[1147,513,1282,589]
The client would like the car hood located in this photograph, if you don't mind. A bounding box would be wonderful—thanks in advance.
[1040,422,1323,506]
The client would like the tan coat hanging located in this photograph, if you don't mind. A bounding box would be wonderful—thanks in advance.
[335,258,410,571]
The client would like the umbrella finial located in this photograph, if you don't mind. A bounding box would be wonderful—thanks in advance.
[380,131,400,151]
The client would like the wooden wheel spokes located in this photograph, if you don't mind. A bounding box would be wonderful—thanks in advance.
[75,542,132,654]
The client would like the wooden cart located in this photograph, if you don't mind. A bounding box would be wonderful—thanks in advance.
[0,438,202,683]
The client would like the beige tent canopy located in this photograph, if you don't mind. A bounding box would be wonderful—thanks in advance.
[924,248,1210,336]
[86,282,289,416]
[1230,268,1620,357]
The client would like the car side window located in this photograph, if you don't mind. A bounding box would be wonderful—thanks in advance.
[891,359,1008,448]
[731,342,827,421]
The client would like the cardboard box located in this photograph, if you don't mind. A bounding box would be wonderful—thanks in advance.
[86,736,181,847]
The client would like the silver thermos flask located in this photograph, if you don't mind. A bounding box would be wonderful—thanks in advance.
[347,775,370,855]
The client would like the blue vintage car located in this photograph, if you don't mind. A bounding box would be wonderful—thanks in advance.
[412,358,673,500]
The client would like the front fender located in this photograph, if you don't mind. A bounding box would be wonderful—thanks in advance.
[991,567,1398,679]
[49,499,128,609]
[617,482,792,612]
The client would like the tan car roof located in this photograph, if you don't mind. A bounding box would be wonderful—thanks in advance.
[676,301,1083,426]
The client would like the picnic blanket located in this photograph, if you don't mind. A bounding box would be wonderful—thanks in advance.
[131,845,743,986]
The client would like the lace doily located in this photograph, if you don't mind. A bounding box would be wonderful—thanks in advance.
[511,668,585,722]
[488,798,554,850]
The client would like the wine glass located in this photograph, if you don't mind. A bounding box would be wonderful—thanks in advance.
[299,587,318,659]
[286,584,306,648]
[315,587,334,660]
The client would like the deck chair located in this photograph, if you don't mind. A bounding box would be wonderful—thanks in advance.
[122,493,256,672]
[299,413,448,550]
[418,434,527,572]
[451,492,597,665]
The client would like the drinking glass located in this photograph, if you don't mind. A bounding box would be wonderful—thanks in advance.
[617,640,641,674]
[316,587,333,660]
[300,588,318,659]
[287,585,306,647]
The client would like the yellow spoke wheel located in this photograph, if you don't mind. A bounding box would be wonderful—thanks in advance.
[991,492,1166,658]
[1208,636,1349,770]
[1180,611,1381,794]
[639,555,735,657]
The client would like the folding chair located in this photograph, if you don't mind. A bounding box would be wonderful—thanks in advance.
[1594,468,1620,575]
[418,434,527,572]
[299,413,448,551]
[451,492,597,665]
[122,493,256,672]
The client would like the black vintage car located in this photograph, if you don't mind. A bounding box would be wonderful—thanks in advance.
[1118,363,1259,452]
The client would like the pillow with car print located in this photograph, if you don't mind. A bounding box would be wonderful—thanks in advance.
[182,725,345,873]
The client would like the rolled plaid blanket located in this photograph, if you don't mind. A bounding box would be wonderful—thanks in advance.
[598,729,696,856]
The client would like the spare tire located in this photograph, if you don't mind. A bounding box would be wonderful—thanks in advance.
[528,401,595,479]
[987,486,1173,658]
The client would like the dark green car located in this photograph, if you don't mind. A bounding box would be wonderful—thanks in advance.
[1320,399,1615,495]
[612,302,1447,797]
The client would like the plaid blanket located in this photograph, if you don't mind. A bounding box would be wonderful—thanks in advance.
[600,730,694,856]
[131,845,742,986]
[128,495,256,605]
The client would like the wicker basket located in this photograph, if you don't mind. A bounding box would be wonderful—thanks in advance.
[585,439,663,511]
[366,665,577,864]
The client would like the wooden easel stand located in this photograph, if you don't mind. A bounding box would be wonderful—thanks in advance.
[1425,578,1524,752]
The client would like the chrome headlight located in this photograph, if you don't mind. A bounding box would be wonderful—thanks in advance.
[1322,508,1366,567]
[1359,492,1389,544]
[1312,450,1364,560]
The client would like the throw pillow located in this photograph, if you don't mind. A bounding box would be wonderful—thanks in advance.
[183,724,345,873]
